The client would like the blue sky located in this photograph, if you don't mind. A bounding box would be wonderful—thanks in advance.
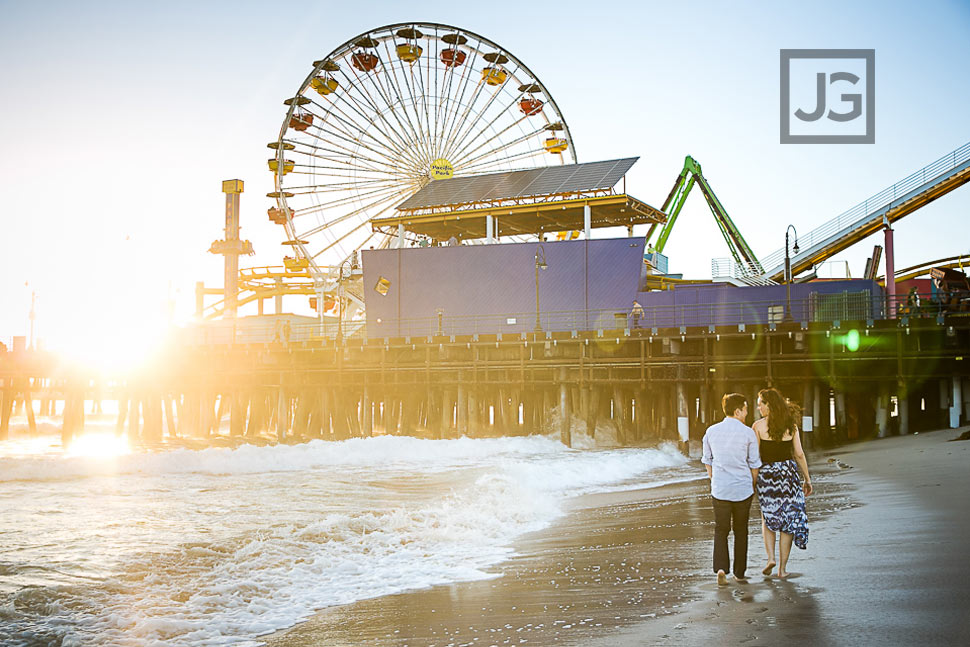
[1,0,968,354]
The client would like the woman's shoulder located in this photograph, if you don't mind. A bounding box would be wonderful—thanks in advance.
[752,418,768,434]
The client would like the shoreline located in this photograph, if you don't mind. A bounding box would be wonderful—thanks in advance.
[263,427,970,646]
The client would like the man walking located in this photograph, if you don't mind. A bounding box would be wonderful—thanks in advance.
[701,393,761,585]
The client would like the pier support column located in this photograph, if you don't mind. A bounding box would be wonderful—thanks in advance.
[164,398,178,438]
[951,376,963,428]
[875,382,891,438]
[1,386,13,440]
[885,223,896,318]
[442,388,456,439]
[559,369,571,447]
[612,385,627,445]
[801,382,815,450]
[898,382,910,435]
[467,388,479,438]
[277,386,288,441]
[676,382,689,444]
[457,378,468,437]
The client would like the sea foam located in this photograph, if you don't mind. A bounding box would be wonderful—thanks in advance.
[0,434,691,646]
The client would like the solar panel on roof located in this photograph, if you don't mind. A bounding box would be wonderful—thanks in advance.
[396,157,639,210]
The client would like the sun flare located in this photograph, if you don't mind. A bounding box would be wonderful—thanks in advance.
[67,432,131,458]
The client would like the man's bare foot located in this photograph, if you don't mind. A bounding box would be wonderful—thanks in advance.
[733,575,748,584]
[717,569,728,585]
[762,561,776,576]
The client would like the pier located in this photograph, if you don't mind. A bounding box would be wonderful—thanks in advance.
[2,301,967,449]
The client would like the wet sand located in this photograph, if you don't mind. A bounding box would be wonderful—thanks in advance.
[264,428,970,646]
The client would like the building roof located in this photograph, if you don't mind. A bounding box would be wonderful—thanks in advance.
[396,157,639,211]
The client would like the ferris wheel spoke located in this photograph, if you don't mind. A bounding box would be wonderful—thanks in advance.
[439,78,487,161]
[375,39,434,161]
[431,35,442,157]
[457,137,548,172]
[329,66,416,160]
[444,83,524,164]
[284,177,402,193]
[450,116,543,170]
[396,63,434,164]
[298,192,412,243]
[308,193,414,261]
[460,148,549,175]
[407,58,435,161]
[341,59,425,165]
[294,104,407,166]
[374,56,433,168]
[437,47,486,158]
[433,53,469,149]
[292,183,411,220]
[315,88,414,164]
[370,53,434,167]
[288,140,410,178]
[287,135,405,175]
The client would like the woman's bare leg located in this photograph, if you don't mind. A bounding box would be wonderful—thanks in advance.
[762,519,776,575]
[778,531,794,578]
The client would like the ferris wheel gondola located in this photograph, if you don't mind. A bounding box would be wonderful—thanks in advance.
[267,22,577,279]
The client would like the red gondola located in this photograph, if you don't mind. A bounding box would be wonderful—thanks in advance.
[518,97,543,116]
[351,51,379,73]
[440,48,467,68]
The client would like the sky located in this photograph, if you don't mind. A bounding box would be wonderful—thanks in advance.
[1,0,968,365]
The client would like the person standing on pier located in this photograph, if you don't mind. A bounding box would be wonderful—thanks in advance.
[702,393,761,585]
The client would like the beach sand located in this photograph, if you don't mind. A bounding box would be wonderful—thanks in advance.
[264,427,970,646]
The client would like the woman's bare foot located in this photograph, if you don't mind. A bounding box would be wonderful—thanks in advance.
[717,569,728,585]
[762,561,776,576]
[777,571,791,580]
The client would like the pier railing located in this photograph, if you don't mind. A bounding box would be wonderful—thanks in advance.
[167,289,970,346]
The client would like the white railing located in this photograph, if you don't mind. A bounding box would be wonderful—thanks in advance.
[760,141,970,274]
[711,258,777,285]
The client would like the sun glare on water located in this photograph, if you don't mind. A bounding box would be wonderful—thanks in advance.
[67,432,132,458]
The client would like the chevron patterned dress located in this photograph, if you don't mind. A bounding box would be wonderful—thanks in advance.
[757,459,809,549]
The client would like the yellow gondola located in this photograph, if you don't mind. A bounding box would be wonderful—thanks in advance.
[268,159,295,174]
[544,138,568,154]
[310,75,339,96]
[482,66,507,86]
[283,256,309,271]
[396,43,423,63]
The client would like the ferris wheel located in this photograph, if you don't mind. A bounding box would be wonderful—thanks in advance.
[267,22,577,276]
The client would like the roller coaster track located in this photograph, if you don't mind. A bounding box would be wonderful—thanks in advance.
[759,141,970,282]
[889,254,970,283]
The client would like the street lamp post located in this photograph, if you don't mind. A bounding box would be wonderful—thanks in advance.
[534,244,548,332]
[336,258,353,343]
[784,224,800,321]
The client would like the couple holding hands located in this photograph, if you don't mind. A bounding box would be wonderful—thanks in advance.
[702,388,812,584]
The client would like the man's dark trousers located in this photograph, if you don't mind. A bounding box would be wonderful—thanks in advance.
[712,494,752,578]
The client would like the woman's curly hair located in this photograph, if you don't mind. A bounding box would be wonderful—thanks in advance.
[758,387,801,441]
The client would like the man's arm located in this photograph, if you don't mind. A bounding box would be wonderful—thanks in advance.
[747,430,762,490]
[702,433,713,479]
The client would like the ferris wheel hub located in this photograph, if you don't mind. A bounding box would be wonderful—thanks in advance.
[429,159,454,181]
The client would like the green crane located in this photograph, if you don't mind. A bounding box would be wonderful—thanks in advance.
[645,156,763,274]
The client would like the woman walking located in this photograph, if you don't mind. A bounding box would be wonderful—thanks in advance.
[754,387,812,579]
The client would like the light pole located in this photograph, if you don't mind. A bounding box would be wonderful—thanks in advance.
[336,258,353,343]
[784,224,800,321]
[534,244,548,332]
